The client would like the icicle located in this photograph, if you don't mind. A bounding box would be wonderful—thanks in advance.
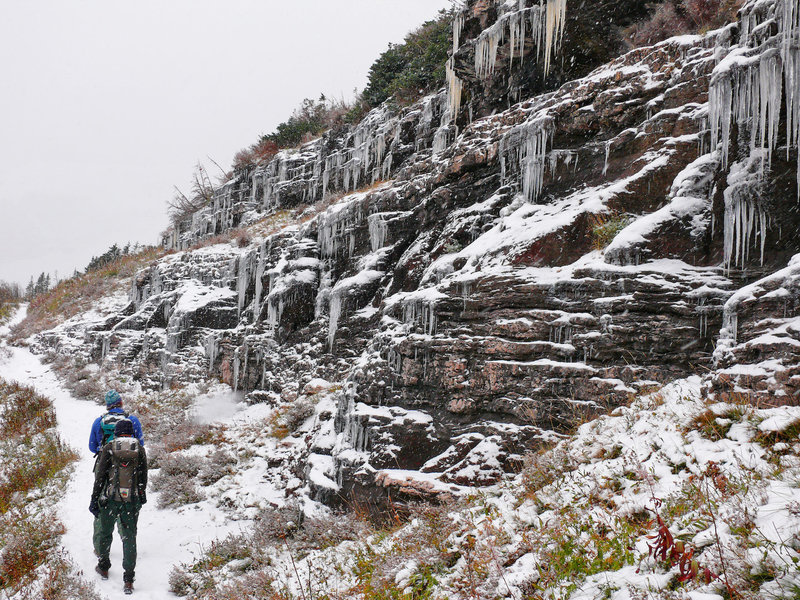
[237,254,249,315]
[205,333,218,372]
[403,298,438,336]
[328,293,342,350]
[388,348,402,374]
[416,96,436,147]
[453,9,464,53]
[267,297,285,331]
[500,117,554,203]
[252,243,266,323]
[508,10,527,68]
[543,0,567,75]
[382,153,393,180]
[472,2,564,80]
[446,57,464,120]
[368,214,389,252]
[433,124,453,154]
[603,141,611,176]
[434,88,456,154]
[232,353,240,392]
[374,133,386,183]
[723,190,768,270]
[758,49,783,169]
[709,72,734,169]
[474,18,504,80]
[101,334,111,360]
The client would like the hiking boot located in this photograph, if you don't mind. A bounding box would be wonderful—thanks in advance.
[123,581,133,595]
[95,565,109,580]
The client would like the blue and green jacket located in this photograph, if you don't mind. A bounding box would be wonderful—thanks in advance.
[88,408,144,455]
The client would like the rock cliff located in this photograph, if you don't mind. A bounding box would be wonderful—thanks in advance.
[33,0,800,506]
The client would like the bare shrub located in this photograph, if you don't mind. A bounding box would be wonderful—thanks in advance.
[221,503,368,555]
[168,163,215,228]
[162,423,226,454]
[71,376,105,401]
[188,231,234,250]
[38,550,102,600]
[684,0,742,30]
[234,230,252,248]
[151,453,205,508]
[232,138,279,171]
[284,399,314,433]
[168,567,195,597]
[155,453,203,479]
[199,450,236,486]
[627,2,692,46]
[153,472,204,508]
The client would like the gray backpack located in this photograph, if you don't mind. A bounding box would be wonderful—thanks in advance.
[107,438,140,502]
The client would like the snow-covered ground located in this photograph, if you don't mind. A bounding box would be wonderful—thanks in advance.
[0,304,244,599]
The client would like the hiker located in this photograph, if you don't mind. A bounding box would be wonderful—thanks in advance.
[90,419,148,595]
[88,389,145,578]
[89,390,144,455]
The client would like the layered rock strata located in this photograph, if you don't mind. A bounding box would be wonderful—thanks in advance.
[34,0,800,505]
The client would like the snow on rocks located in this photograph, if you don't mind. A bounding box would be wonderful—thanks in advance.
[711,252,800,403]
[16,0,800,518]
[169,375,800,600]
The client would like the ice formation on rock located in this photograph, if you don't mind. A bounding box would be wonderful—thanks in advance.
[500,116,554,202]
[709,0,800,270]
[446,58,464,121]
[367,213,389,252]
[723,155,770,269]
[473,0,566,80]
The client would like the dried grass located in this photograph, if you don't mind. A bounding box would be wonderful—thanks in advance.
[10,247,166,342]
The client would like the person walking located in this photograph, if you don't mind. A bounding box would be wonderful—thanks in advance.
[89,390,144,454]
[90,419,148,594]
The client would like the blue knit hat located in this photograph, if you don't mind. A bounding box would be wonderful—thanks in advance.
[104,390,122,407]
[114,419,134,437]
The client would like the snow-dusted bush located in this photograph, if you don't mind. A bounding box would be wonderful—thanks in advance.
[152,454,205,508]
[266,398,315,439]
[46,355,106,401]
[588,212,631,251]
[154,472,204,509]
[0,379,56,437]
[0,379,94,598]
[283,398,315,433]
[198,449,236,486]
[27,549,102,600]
[156,453,203,479]
[170,503,372,597]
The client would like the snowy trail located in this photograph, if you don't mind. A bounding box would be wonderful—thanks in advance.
[0,306,238,599]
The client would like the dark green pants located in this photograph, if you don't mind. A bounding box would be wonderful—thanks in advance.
[93,500,141,582]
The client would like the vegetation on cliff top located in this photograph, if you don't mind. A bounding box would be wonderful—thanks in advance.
[361,12,451,108]
[229,10,451,173]
[11,245,166,342]
[626,0,742,46]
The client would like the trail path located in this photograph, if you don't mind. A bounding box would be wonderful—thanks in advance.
[0,306,237,599]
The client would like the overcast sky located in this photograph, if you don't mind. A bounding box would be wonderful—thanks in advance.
[0,0,452,287]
